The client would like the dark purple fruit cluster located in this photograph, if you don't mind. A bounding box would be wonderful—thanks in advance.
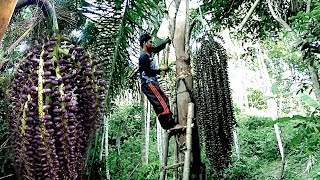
[7,36,105,180]
[194,39,235,176]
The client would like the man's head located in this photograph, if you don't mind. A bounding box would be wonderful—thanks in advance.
[139,33,152,51]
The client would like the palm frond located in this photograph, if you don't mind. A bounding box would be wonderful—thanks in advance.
[79,0,166,112]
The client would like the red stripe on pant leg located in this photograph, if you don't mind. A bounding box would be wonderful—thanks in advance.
[150,84,167,111]
[148,83,169,115]
[149,84,169,114]
[148,83,167,112]
[149,84,170,116]
[148,83,167,109]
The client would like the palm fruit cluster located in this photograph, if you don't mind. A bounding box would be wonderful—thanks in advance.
[6,36,105,180]
[194,38,236,175]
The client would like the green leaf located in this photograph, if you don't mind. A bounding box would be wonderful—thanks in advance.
[265,115,314,126]
[297,93,320,109]
[289,133,303,146]
[271,82,280,94]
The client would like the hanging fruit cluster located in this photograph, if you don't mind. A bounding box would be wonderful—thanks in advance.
[6,35,105,180]
[194,38,236,176]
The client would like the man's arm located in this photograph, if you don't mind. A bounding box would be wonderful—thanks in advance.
[139,53,161,76]
[151,38,171,54]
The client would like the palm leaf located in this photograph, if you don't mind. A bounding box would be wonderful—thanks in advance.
[80,0,165,112]
[78,1,166,178]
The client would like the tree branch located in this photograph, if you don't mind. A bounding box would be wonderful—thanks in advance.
[15,0,59,34]
[306,0,312,13]
[267,0,291,30]
[0,174,14,180]
[188,10,214,40]
[227,0,236,13]
[4,20,41,57]
[237,0,261,32]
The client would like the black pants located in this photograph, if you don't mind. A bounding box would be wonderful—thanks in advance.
[141,82,176,130]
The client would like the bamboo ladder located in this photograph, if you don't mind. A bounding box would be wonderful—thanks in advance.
[159,103,194,180]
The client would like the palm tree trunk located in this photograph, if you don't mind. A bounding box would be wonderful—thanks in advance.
[239,56,249,111]
[0,0,18,42]
[171,0,203,178]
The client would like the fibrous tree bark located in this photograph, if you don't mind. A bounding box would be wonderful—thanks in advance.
[0,0,18,42]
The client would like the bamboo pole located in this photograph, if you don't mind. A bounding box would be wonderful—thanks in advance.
[160,133,170,180]
[173,133,179,179]
[183,103,194,180]
[173,100,179,179]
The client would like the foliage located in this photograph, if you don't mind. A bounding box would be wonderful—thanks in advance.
[222,115,320,180]
[246,87,267,110]
[79,0,166,112]
[267,93,320,156]
[108,103,143,138]
[290,2,320,64]
[195,0,305,41]
[85,103,160,179]
[0,73,14,177]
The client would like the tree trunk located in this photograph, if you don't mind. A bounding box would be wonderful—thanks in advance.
[0,0,18,42]
[145,101,151,164]
[141,91,148,165]
[267,0,291,30]
[239,56,249,111]
[116,128,121,156]
[237,0,262,31]
[104,116,111,180]
[174,0,191,140]
[157,118,165,166]
[170,0,203,178]
[256,44,285,179]
[233,128,240,159]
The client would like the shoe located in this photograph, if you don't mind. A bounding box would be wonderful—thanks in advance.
[167,124,186,133]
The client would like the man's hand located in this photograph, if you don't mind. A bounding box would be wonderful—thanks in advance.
[160,65,169,72]
[165,37,172,45]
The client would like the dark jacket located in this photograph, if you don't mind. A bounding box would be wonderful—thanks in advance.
[139,39,170,86]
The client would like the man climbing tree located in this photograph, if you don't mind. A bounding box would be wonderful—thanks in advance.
[139,33,183,131]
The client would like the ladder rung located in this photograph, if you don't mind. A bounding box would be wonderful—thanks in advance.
[167,123,194,136]
[162,162,184,170]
